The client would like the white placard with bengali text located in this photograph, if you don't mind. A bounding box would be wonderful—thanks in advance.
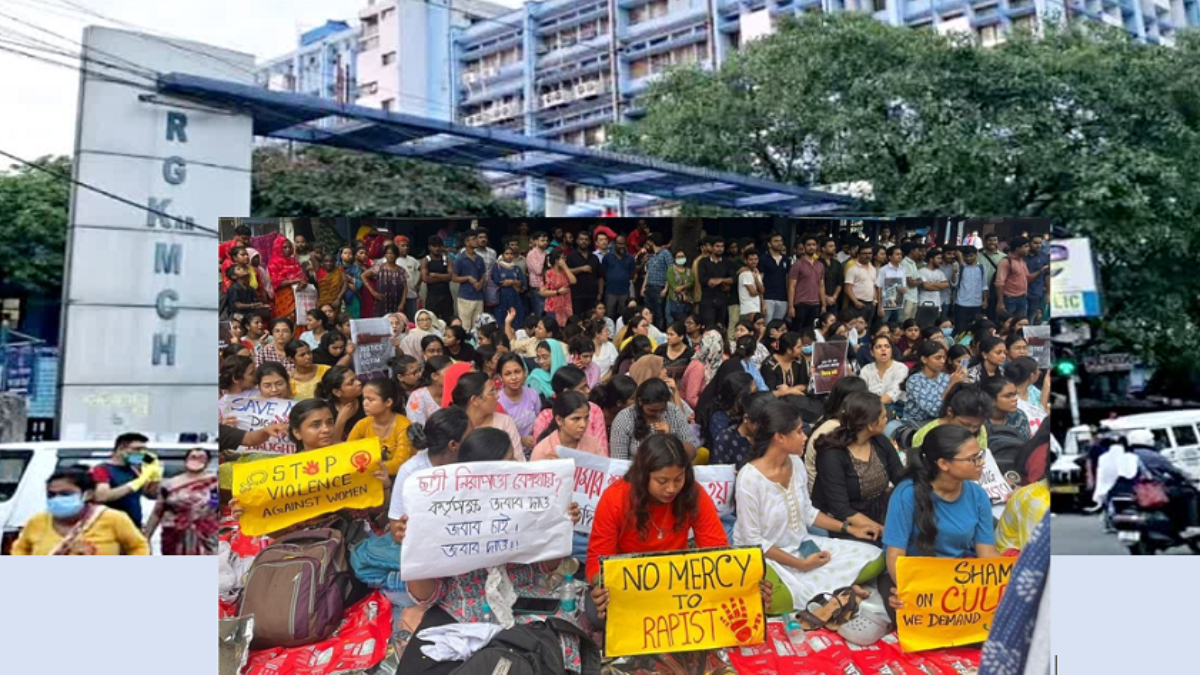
[400,460,575,580]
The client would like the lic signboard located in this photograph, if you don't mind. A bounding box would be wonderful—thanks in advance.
[1049,238,1102,319]
[59,27,253,440]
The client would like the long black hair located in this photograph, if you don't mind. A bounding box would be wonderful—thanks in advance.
[938,383,992,419]
[363,378,404,414]
[316,366,356,401]
[747,400,804,462]
[631,378,672,444]
[814,392,884,454]
[812,376,869,429]
[312,331,347,367]
[450,372,491,408]
[971,335,1005,367]
[591,374,636,411]
[422,355,455,386]
[624,434,697,540]
[408,407,471,458]
[458,427,514,463]
[904,341,947,389]
[697,371,755,448]
[908,424,977,554]
[731,334,758,361]
[537,390,590,444]
[614,334,653,375]
[307,308,334,333]
[420,334,446,357]
[551,364,587,395]
[219,355,254,391]
[472,344,498,374]
[255,362,291,391]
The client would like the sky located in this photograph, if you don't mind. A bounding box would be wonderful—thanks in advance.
[0,0,523,164]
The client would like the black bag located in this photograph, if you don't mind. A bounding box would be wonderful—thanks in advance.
[988,424,1028,478]
[450,619,600,675]
[915,302,940,330]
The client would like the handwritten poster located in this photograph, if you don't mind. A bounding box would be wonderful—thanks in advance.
[400,460,575,580]
[1023,325,1051,369]
[350,317,393,382]
[218,395,297,455]
[602,547,766,657]
[978,449,1014,504]
[811,341,849,395]
[557,448,736,534]
[232,437,385,536]
[895,557,1015,652]
[881,277,905,311]
[294,286,318,325]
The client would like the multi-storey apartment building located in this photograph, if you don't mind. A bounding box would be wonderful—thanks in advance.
[256,20,358,128]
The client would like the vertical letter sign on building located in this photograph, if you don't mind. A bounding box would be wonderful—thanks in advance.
[60,27,253,440]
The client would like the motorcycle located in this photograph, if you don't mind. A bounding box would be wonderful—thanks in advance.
[1110,482,1200,555]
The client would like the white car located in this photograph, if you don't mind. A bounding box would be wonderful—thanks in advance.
[0,441,217,555]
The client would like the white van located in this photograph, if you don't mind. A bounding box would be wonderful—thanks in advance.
[1097,410,1200,482]
[0,441,217,555]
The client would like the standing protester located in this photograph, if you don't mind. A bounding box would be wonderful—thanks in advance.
[542,249,577,328]
[526,230,549,318]
[567,230,602,318]
[91,433,161,529]
[143,448,218,555]
[697,235,736,334]
[788,234,824,333]
[420,236,455,324]
[979,233,1005,320]
[642,233,674,331]
[738,247,765,320]
[602,234,636,319]
[876,246,907,326]
[268,237,308,322]
[1025,234,1050,325]
[666,249,694,324]
[452,230,487,329]
[12,467,149,556]
[820,237,844,314]
[363,245,409,318]
[690,237,711,308]
[490,246,527,326]
[395,236,422,320]
[758,231,791,323]
[844,247,878,330]
[996,236,1032,319]
[901,242,925,321]
[593,227,612,263]
[626,218,651,254]
[337,246,365,319]
[469,229,498,282]
[953,246,988,335]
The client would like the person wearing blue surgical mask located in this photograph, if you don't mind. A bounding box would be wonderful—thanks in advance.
[91,432,163,528]
[937,317,955,342]
[12,465,149,555]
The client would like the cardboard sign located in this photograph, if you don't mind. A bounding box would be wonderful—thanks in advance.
[602,547,766,657]
[232,437,385,536]
[219,395,297,455]
[979,449,1014,504]
[895,557,1015,652]
[557,448,735,534]
[399,460,575,580]
[350,317,393,382]
[881,276,905,310]
[294,286,318,325]
[811,341,849,395]
[1023,325,1050,369]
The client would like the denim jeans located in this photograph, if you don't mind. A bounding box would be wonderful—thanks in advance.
[1004,295,1028,318]
[764,299,789,324]
[1027,293,1045,323]
[645,285,666,330]
[882,308,903,326]
[404,298,419,321]
[531,289,546,317]
[667,300,691,323]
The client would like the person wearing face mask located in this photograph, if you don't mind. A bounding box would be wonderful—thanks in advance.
[142,448,219,555]
[12,466,149,555]
[91,433,162,528]
[665,250,694,323]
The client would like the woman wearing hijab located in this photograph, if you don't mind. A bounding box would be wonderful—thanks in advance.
[401,309,444,359]
[680,329,726,411]
[526,338,567,399]
[268,237,308,321]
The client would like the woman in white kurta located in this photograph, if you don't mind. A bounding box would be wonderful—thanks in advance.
[734,400,885,614]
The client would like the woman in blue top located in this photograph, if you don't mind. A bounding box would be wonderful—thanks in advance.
[881,424,1000,622]
[901,341,964,423]
[730,334,768,392]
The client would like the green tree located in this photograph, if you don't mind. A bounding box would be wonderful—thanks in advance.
[612,15,1200,391]
[0,155,70,295]
[251,146,528,219]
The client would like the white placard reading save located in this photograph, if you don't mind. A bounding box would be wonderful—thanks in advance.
[400,460,575,580]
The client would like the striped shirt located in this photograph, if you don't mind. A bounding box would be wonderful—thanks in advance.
[644,248,673,288]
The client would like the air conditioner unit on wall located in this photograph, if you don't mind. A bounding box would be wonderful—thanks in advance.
[575,80,600,98]
[483,66,499,78]
[463,71,478,84]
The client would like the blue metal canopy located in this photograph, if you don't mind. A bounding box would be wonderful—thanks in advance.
[155,73,858,216]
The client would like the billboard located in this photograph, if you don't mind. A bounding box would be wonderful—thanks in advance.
[1049,237,1101,318]
[59,27,253,441]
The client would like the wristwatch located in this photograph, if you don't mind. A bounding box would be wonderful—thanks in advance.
[840,521,849,534]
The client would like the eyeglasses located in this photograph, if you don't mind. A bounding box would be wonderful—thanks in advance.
[949,452,987,466]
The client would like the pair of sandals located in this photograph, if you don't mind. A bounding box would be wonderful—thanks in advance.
[797,585,866,631]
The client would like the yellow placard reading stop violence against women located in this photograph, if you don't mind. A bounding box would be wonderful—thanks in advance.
[231,438,384,536]
[895,556,1015,653]
[601,547,765,658]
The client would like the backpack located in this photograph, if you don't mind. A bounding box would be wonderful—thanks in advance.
[988,424,1028,478]
[450,619,601,675]
[239,528,352,648]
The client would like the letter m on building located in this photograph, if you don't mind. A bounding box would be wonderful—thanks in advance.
[155,243,183,275]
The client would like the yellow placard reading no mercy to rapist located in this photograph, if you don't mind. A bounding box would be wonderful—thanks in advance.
[895,556,1015,653]
[601,547,765,658]
[231,437,384,536]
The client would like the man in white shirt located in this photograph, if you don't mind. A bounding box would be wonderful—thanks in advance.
[738,248,765,318]
[844,247,878,330]
[901,242,925,321]
[876,245,908,325]
[917,247,951,327]
[395,236,423,319]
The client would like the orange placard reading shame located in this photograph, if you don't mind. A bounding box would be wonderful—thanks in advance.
[601,547,765,658]
[231,437,384,536]
[895,556,1015,653]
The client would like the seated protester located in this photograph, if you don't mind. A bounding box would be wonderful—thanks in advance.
[804,377,870,494]
[614,314,658,355]
[222,340,252,361]
[590,374,637,430]
[449,371,526,462]
[312,330,354,368]
[734,401,882,615]
[392,354,423,410]
[12,465,150,555]
[733,319,771,368]
[966,335,1006,384]
[532,391,602,460]
[442,325,475,364]
[407,356,454,427]
[219,355,258,401]
[612,333,654,378]
[256,318,297,374]
[1007,356,1048,433]
[696,372,757,450]
[316,366,366,442]
[855,324,889,367]
[505,314,541,357]
[586,435,731,622]
[812,392,905,547]
[995,424,1051,553]
[532,365,610,456]
[496,353,541,455]
[348,379,414,475]
[912,382,993,451]
[726,334,769,392]
[299,308,334,351]
[255,362,292,401]
[760,331,809,398]
[981,374,1032,441]
[713,391,775,470]
[860,335,907,416]
[653,321,694,383]
[902,341,964,424]
[471,345,499,380]
[591,320,619,380]
[945,344,971,375]
[895,319,922,363]
[569,335,601,390]
[609,378,699,460]
[763,319,788,354]
[527,338,568,399]
[680,329,726,411]
[286,340,329,400]
[881,425,1001,623]
[399,428,585,675]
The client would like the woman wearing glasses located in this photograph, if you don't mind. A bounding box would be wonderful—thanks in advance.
[880,424,1000,623]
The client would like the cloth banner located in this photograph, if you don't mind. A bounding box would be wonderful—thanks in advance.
[294,286,318,325]
[895,556,1015,652]
[1023,325,1051,369]
[557,448,735,534]
[232,437,384,536]
[351,317,393,382]
[399,459,574,580]
[811,341,849,395]
[602,547,766,658]
[219,395,296,454]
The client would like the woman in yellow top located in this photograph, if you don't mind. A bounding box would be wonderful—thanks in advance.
[13,466,149,555]
[286,339,329,400]
[348,378,413,475]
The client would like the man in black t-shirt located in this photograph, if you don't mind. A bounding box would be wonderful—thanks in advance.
[567,230,602,317]
[697,236,736,331]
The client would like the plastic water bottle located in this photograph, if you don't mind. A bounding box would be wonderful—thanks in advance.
[559,579,579,614]
[480,602,496,623]
[786,617,806,646]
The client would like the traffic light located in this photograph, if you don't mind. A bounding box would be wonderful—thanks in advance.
[1054,347,1078,377]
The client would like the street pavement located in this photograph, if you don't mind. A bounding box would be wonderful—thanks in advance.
[1052,513,1196,555]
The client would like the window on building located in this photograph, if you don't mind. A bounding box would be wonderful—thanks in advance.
[1011,15,1036,32]
[871,0,886,11]
[1,298,20,327]
[630,0,670,24]
[382,51,397,66]
[361,81,379,96]
[381,98,395,111]
[977,24,1002,46]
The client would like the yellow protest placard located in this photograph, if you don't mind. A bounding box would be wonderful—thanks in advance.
[231,438,384,536]
[601,547,765,658]
[895,556,1015,653]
